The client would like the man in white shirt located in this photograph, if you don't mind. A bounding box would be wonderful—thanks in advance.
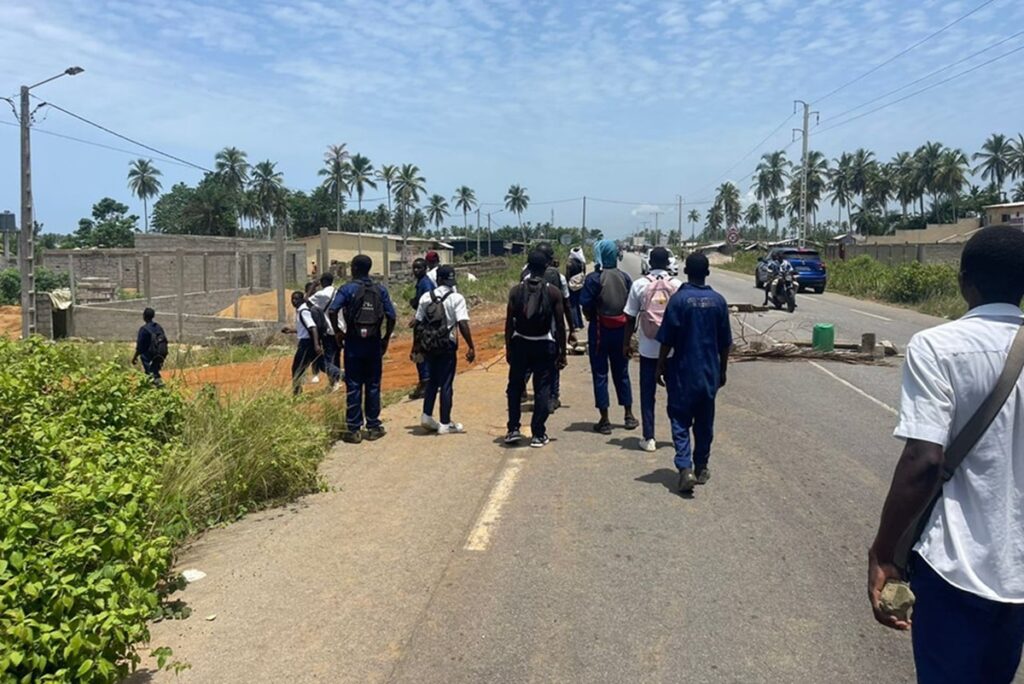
[425,250,441,285]
[307,273,342,389]
[415,265,476,435]
[281,290,324,395]
[869,226,1024,683]
[624,247,680,453]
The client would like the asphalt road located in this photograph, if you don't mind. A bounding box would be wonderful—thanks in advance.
[134,254,1016,683]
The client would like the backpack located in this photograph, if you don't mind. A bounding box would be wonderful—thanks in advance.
[514,277,553,337]
[597,269,629,317]
[345,282,385,341]
[639,275,679,338]
[567,272,585,292]
[308,306,329,339]
[543,266,563,295]
[415,290,454,356]
[147,322,168,361]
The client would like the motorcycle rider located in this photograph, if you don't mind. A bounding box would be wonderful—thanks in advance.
[763,251,795,307]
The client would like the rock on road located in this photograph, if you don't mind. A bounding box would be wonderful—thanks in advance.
[132,252,1017,683]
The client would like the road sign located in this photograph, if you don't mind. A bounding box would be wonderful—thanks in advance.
[726,226,740,245]
[558,233,572,246]
[0,211,15,233]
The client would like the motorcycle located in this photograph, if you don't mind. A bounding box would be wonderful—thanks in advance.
[767,271,798,313]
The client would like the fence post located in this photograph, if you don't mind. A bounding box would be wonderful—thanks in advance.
[202,252,209,292]
[67,254,77,304]
[117,255,124,289]
[247,253,255,294]
[176,248,185,341]
[319,225,329,277]
[233,250,241,319]
[143,254,152,304]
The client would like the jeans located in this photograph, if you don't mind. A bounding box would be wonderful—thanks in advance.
[423,347,457,424]
[140,354,163,384]
[639,356,658,441]
[568,291,584,330]
[291,339,318,395]
[911,554,1024,683]
[416,360,430,383]
[344,352,383,431]
[317,336,343,384]
[668,396,716,470]
[587,323,632,409]
[507,338,556,438]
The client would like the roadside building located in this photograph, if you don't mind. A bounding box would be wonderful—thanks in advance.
[983,201,1024,227]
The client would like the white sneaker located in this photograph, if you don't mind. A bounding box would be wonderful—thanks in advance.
[438,422,465,434]
[330,382,343,393]
[639,438,657,452]
[421,414,441,432]
[310,374,321,384]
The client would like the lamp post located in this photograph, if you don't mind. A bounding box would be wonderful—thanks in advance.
[18,66,84,339]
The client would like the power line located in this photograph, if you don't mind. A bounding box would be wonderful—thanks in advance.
[694,111,796,198]
[30,95,212,172]
[812,0,998,104]
[0,119,197,168]
[815,42,1024,135]
[821,30,1024,124]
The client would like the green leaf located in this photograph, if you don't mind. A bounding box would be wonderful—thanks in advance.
[77,659,94,676]
[9,551,23,570]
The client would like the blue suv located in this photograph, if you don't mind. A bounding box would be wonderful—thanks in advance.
[755,248,828,294]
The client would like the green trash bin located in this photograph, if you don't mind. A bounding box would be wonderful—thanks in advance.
[812,323,835,352]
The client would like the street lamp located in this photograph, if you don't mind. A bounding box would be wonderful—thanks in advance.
[18,66,84,339]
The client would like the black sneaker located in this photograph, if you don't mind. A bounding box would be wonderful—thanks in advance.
[530,435,550,448]
[695,466,711,485]
[593,420,612,435]
[364,426,386,441]
[504,429,524,445]
[677,468,696,493]
[341,430,363,445]
[623,415,639,431]
[550,397,562,411]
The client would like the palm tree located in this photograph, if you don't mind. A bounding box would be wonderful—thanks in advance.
[505,184,530,243]
[767,197,785,237]
[687,208,700,241]
[744,203,762,232]
[410,208,426,235]
[705,204,723,239]
[973,133,1013,197]
[376,164,399,231]
[1012,180,1024,203]
[319,145,350,238]
[214,147,249,194]
[890,151,917,220]
[754,150,789,228]
[828,153,853,231]
[452,186,477,233]
[348,153,377,252]
[426,194,450,229]
[849,148,876,229]
[1009,134,1024,183]
[914,141,944,218]
[934,148,969,220]
[251,160,284,239]
[714,182,741,228]
[127,159,162,233]
[394,164,426,254]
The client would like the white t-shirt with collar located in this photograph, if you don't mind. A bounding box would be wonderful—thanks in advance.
[294,303,316,342]
[415,284,470,345]
[308,286,337,335]
[624,269,680,359]
[894,303,1024,602]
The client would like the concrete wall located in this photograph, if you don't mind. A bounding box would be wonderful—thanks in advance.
[299,232,454,276]
[97,288,266,316]
[71,305,280,344]
[825,242,964,265]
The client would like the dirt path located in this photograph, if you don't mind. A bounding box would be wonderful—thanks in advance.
[0,306,21,338]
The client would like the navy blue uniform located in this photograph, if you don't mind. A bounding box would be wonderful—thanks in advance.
[579,269,634,410]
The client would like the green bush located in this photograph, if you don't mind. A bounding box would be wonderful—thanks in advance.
[0,267,70,306]
[879,262,959,304]
[0,339,183,681]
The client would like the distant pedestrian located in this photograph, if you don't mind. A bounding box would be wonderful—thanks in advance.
[580,239,637,434]
[408,257,436,400]
[504,249,567,447]
[328,255,397,444]
[425,250,442,284]
[566,246,587,331]
[414,265,475,434]
[282,291,333,395]
[656,252,731,493]
[868,226,1024,683]
[309,273,342,390]
[625,246,680,452]
[131,307,168,387]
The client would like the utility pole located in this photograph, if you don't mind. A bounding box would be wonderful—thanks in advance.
[487,213,492,258]
[793,100,819,248]
[19,85,34,339]
[677,195,683,248]
[581,196,587,244]
[550,208,554,241]
[475,208,481,259]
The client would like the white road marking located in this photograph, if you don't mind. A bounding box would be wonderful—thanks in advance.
[807,361,898,416]
[464,457,526,551]
[850,308,893,322]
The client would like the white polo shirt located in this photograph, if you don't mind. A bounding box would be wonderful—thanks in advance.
[894,303,1024,602]
[624,269,680,359]
[308,286,337,336]
[416,285,469,345]
[294,303,316,342]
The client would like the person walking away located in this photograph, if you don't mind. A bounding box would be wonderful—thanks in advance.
[504,249,567,447]
[425,250,442,285]
[328,255,397,444]
[520,242,575,410]
[131,307,168,387]
[625,247,680,452]
[566,246,587,331]
[580,239,637,434]
[414,265,475,434]
[282,291,330,395]
[868,226,1024,683]
[656,252,731,493]
[308,273,343,391]
[408,257,436,400]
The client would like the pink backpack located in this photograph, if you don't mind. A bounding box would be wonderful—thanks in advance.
[639,275,679,338]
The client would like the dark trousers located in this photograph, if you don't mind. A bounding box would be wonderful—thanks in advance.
[568,291,584,330]
[291,339,318,395]
[911,554,1024,683]
[639,356,658,441]
[423,348,457,424]
[140,354,164,384]
[344,352,383,431]
[668,396,716,470]
[314,336,342,384]
[416,360,430,383]
[587,323,632,409]
[507,338,556,437]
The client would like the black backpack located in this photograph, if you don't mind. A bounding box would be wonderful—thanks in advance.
[308,306,329,339]
[514,277,553,337]
[147,322,168,361]
[345,282,385,341]
[415,290,453,356]
[597,268,629,317]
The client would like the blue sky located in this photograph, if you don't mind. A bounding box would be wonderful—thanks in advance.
[1,0,1022,239]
